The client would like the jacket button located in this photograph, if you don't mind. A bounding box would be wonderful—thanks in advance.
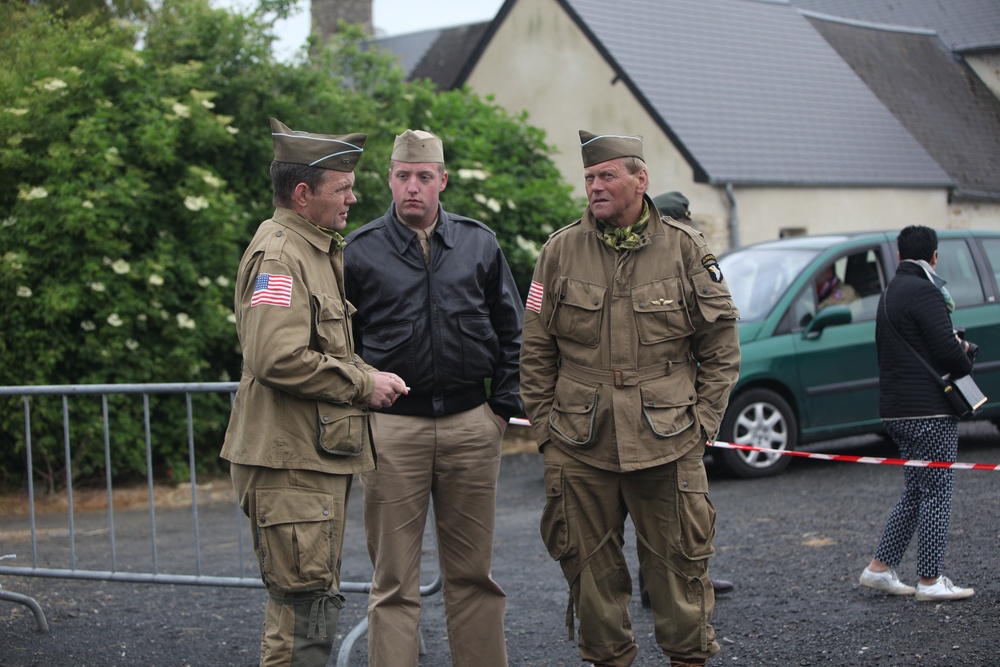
[259,516,267,524]
[322,509,330,516]
[276,231,284,237]
[593,299,599,305]
[639,302,647,308]
[322,415,331,423]
[682,481,689,488]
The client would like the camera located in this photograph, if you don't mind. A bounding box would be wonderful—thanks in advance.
[954,327,979,362]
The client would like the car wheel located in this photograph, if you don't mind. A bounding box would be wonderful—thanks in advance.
[715,388,797,478]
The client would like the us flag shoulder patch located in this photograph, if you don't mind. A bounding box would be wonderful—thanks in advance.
[526,280,544,313]
[251,273,293,308]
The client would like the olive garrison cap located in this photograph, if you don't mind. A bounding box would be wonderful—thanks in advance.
[652,191,690,219]
[579,130,644,167]
[270,118,366,172]
[391,129,444,163]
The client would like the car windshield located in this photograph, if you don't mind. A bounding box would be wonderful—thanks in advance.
[722,247,819,321]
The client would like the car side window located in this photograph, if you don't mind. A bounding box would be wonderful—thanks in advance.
[980,238,1000,299]
[935,239,985,308]
[783,248,886,333]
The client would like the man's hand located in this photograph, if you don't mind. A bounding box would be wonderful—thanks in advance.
[369,371,408,409]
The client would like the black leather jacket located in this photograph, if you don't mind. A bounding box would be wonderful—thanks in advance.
[876,261,972,419]
[343,204,524,419]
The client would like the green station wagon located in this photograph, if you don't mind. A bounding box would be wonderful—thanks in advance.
[714,229,1000,478]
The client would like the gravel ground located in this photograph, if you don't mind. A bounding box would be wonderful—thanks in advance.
[1,421,998,667]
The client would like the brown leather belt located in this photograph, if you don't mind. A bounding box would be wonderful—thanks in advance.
[557,357,687,389]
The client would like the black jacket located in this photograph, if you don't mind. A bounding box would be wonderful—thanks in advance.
[343,204,524,419]
[876,261,973,419]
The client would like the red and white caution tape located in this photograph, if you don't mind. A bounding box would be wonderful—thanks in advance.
[707,441,1000,471]
[508,418,999,470]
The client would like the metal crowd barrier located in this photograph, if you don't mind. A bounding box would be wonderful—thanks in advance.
[0,383,441,665]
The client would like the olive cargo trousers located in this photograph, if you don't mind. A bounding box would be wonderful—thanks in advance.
[540,444,720,666]
[230,464,353,667]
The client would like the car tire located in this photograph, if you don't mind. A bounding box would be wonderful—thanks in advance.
[715,388,797,478]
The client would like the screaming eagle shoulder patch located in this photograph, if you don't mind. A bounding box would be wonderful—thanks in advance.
[701,254,724,283]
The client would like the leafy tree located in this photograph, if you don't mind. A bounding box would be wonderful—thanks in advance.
[0,0,578,491]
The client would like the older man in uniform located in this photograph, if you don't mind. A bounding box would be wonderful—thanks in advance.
[222,118,407,667]
[520,132,741,667]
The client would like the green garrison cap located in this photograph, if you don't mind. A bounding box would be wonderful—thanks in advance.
[391,129,444,163]
[579,130,644,167]
[270,118,366,172]
[652,191,690,219]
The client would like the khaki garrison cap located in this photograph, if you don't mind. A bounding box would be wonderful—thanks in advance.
[579,130,644,167]
[270,118,366,172]
[391,129,444,163]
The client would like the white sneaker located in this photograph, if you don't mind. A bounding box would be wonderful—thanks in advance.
[915,576,975,601]
[859,567,916,595]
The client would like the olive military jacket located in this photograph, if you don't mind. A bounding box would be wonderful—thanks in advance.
[221,207,377,474]
[520,198,741,472]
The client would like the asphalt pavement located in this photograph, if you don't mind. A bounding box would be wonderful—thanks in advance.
[1,421,998,666]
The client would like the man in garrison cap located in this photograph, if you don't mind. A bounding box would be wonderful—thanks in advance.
[520,131,741,667]
[344,129,523,667]
[222,118,406,667]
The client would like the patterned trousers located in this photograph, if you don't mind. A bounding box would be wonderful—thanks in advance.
[873,417,958,579]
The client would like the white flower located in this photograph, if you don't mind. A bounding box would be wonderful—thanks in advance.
[104,147,123,166]
[137,313,148,323]
[225,126,239,135]
[16,286,32,298]
[2,217,16,227]
[202,173,223,188]
[215,275,230,287]
[18,186,48,201]
[201,99,215,109]
[198,277,211,287]
[473,193,488,205]
[125,338,140,351]
[172,102,191,118]
[176,313,196,329]
[184,196,209,211]
[111,259,130,274]
[507,199,517,210]
[4,108,28,116]
[81,200,94,209]
[149,274,164,286]
[457,168,489,181]
[81,320,96,331]
[226,312,237,324]
[90,282,105,292]
[107,313,123,327]
[486,198,502,213]
[41,78,68,91]
[160,310,170,320]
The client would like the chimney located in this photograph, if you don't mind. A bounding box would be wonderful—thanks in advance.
[312,0,373,41]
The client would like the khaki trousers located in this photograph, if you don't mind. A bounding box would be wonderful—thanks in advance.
[230,464,352,667]
[363,403,508,667]
[540,445,720,666]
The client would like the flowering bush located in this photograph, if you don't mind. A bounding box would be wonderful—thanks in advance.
[0,0,577,490]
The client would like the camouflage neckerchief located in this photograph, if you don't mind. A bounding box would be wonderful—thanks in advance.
[312,223,345,251]
[600,201,650,252]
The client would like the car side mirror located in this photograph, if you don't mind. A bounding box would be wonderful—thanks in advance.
[803,304,852,339]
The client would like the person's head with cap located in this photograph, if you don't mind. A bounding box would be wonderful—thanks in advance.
[579,130,648,228]
[269,117,366,231]
[652,191,690,222]
[388,129,448,230]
